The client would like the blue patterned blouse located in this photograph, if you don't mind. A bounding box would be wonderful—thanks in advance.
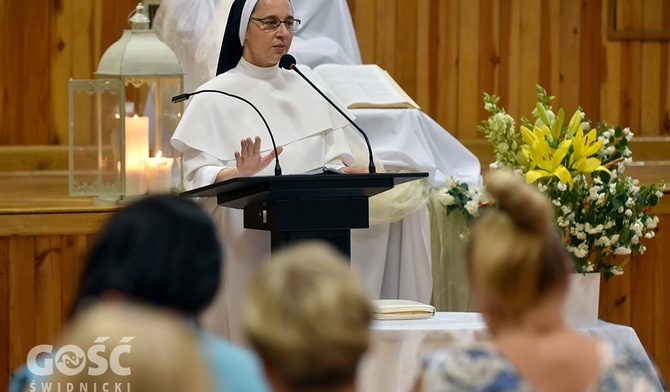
[421,340,663,391]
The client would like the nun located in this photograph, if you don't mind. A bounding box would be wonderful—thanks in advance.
[171,0,368,343]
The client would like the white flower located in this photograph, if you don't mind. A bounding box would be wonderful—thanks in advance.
[611,266,624,276]
[566,243,590,260]
[623,127,633,141]
[584,263,595,272]
[557,182,567,192]
[594,236,611,247]
[489,161,502,171]
[465,200,480,216]
[631,221,643,232]
[645,232,655,239]
[439,191,455,206]
[625,209,633,217]
[443,176,458,189]
[537,183,548,193]
[614,247,632,255]
[646,216,659,229]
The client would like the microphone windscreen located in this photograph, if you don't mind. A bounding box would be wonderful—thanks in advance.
[279,54,297,70]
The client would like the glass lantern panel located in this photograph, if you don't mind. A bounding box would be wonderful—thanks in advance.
[69,79,125,197]
[156,76,183,191]
[124,76,183,193]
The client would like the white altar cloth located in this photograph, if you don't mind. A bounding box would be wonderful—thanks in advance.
[351,109,481,188]
[357,312,661,392]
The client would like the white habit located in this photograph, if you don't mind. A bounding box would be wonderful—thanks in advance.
[172,58,360,342]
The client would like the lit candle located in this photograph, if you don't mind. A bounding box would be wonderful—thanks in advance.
[125,115,149,162]
[125,158,147,196]
[145,151,174,194]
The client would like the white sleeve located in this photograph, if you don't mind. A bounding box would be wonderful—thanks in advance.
[181,148,230,190]
[323,127,357,169]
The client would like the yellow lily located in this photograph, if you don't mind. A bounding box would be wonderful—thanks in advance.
[570,125,609,174]
[520,123,551,146]
[566,109,582,138]
[524,138,574,189]
[520,124,552,166]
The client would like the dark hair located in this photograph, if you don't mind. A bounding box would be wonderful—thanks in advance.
[75,195,221,317]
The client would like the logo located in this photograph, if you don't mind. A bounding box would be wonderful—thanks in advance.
[27,337,134,377]
[26,337,134,392]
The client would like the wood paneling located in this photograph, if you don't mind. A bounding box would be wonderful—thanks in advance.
[2,233,95,389]
[2,0,668,143]
[0,0,139,145]
[0,174,111,388]
[345,0,670,139]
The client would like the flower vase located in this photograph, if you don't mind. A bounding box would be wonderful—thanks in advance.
[562,272,600,328]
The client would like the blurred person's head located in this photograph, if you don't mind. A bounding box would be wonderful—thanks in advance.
[50,302,212,391]
[243,241,372,392]
[74,195,221,317]
[466,170,573,326]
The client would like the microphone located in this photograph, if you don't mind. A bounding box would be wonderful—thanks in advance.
[279,54,376,173]
[172,90,282,176]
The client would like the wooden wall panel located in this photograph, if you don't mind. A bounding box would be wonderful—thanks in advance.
[0,0,140,146]
[3,0,670,143]
[0,237,8,390]
[8,236,36,381]
[345,0,670,139]
[435,1,459,132]
[655,216,670,382]
[1,232,95,390]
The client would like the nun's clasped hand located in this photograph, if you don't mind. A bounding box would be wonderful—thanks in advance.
[234,136,283,177]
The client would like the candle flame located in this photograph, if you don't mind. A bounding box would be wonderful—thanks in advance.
[156,151,163,159]
[115,113,120,119]
[133,114,139,120]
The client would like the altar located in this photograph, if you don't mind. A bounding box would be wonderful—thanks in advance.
[357,312,664,392]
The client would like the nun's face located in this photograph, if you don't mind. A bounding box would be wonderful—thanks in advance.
[243,0,294,67]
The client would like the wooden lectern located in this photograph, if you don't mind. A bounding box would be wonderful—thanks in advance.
[180,172,428,258]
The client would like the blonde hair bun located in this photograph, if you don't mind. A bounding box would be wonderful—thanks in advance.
[484,170,553,232]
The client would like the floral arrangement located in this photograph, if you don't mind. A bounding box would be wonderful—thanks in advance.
[440,85,665,279]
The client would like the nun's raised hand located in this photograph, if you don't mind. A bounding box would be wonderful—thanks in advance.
[234,136,283,177]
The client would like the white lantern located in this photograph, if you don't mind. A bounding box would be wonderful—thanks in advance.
[69,2,183,201]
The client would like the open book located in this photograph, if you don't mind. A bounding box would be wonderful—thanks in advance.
[370,299,436,320]
[301,64,420,110]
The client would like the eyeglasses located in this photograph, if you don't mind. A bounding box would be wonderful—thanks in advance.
[249,17,301,32]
